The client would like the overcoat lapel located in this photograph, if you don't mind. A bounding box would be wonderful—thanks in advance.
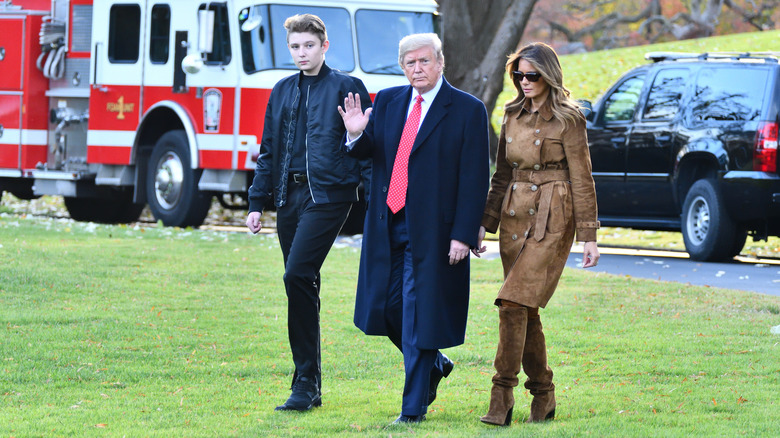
[411,79,452,155]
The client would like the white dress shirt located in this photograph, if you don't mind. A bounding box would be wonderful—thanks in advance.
[346,76,444,146]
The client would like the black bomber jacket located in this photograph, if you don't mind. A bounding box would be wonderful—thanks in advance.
[248,63,371,213]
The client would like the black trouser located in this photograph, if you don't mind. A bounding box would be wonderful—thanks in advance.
[276,177,352,392]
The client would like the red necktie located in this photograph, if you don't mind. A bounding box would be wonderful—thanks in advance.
[387,95,423,214]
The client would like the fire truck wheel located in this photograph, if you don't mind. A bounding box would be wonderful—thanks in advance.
[146,130,212,227]
[64,191,144,224]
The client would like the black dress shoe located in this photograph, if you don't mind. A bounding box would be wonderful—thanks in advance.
[428,354,454,405]
[275,376,322,411]
[392,414,426,424]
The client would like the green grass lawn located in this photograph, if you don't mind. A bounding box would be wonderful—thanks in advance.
[2,215,779,437]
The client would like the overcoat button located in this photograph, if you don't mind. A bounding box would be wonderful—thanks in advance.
[382,186,388,193]
[512,184,517,191]
[524,230,529,237]
[535,129,540,134]
[531,185,538,191]
[529,208,536,215]
[507,137,513,143]
[533,164,541,170]
[534,139,540,146]
[512,234,518,240]
[509,210,515,216]
[380,213,384,220]
[512,162,519,168]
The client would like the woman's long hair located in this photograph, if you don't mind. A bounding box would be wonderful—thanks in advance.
[504,42,582,130]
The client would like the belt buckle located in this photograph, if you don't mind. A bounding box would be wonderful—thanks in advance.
[293,173,306,184]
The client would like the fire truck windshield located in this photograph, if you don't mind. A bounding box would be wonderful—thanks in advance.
[355,10,436,75]
[239,5,436,76]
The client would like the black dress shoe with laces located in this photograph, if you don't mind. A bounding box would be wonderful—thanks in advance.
[275,376,322,411]
[392,414,426,424]
[428,354,454,405]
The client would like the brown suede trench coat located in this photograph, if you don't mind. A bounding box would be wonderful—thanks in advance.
[482,98,599,308]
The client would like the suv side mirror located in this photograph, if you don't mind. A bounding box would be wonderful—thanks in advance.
[578,100,594,121]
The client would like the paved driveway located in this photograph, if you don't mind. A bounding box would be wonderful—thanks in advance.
[476,241,780,297]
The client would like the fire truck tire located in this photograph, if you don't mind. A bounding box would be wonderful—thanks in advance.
[64,192,144,224]
[10,186,41,200]
[146,130,212,227]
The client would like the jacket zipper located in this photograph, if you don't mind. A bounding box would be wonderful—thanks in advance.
[281,87,300,207]
[304,83,316,202]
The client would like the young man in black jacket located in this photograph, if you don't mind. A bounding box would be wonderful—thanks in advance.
[246,14,370,412]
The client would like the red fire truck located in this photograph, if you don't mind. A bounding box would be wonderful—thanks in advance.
[0,0,439,227]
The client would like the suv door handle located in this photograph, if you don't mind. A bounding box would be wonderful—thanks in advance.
[656,135,671,141]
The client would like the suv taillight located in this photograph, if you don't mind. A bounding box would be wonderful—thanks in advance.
[754,121,778,173]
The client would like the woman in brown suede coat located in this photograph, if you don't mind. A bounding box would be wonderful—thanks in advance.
[473,42,600,426]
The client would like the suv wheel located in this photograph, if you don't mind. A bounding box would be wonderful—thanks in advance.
[681,179,742,262]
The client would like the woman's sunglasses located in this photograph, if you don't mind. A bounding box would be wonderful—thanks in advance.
[512,71,542,82]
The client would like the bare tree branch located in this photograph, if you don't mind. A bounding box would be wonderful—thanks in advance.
[439,0,539,160]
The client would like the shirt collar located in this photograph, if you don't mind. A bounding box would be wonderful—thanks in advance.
[412,75,444,104]
[519,97,554,121]
[298,62,331,83]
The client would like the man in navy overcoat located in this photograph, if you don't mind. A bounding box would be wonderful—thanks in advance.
[339,33,490,424]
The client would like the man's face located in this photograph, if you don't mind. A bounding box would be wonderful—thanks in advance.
[287,32,328,76]
[401,46,443,94]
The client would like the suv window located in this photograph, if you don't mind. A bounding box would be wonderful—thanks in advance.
[602,74,645,123]
[643,68,688,120]
[688,67,767,123]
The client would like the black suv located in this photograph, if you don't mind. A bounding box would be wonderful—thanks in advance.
[582,52,780,261]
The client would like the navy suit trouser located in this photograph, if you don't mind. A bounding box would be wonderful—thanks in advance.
[276,179,352,392]
[386,209,438,416]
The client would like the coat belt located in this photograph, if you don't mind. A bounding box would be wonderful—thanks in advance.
[511,169,570,241]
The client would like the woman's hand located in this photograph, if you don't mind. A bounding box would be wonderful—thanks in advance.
[471,226,487,258]
[581,241,600,268]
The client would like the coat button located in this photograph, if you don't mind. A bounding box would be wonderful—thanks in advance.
[524,230,529,237]
[535,129,540,134]
[512,162,519,168]
[531,185,538,191]
[512,234,518,240]
[512,183,517,191]
[529,208,536,215]
[379,213,384,220]
[509,210,515,216]
[382,186,388,193]
[533,164,541,170]
[534,139,540,146]
[507,136,513,143]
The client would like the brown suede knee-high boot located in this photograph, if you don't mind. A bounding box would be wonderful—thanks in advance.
[480,305,528,426]
[523,308,556,422]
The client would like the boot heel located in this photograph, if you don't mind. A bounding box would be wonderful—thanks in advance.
[503,407,513,426]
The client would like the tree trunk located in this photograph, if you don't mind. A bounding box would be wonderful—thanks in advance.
[439,0,538,161]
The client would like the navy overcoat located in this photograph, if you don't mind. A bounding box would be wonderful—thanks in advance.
[348,78,490,349]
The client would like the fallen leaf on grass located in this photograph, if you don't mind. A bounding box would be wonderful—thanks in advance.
[95,424,107,428]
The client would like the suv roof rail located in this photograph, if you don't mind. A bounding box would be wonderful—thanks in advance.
[645,51,780,63]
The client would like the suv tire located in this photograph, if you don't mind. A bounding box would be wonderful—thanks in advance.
[681,179,741,262]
